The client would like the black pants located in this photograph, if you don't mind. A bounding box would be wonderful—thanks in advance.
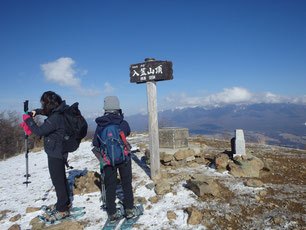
[48,156,70,212]
[104,159,134,216]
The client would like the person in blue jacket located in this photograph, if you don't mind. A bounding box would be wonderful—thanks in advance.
[92,96,134,223]
[23,91,71,221]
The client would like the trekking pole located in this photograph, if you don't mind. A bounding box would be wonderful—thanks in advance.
[23,100,31,187]
[100,163,107,211]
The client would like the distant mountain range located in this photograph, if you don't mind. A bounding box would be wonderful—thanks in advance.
[123,103,306,149]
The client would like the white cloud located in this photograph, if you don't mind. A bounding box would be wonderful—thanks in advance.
[208,87,252,104]
[163,87,306,109]
[41,57,80,87]
[41,57,114,96]
[75,82,114,96]
[102,82,115,94]
[292,95,306,104]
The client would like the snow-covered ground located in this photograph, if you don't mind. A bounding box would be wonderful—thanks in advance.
[0,136,196,229]
[0,134,264,230]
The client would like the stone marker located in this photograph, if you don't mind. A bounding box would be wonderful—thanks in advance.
[235,129,246,156]
[159,127,189,149]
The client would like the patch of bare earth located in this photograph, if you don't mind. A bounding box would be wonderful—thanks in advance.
[168,137,306,229]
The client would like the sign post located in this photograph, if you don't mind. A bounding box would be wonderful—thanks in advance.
[130,58,173,180]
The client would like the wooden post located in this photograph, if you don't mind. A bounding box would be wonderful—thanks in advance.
[146,81,160,180]
[130,57,173,180]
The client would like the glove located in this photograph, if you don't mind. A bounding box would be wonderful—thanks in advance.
[19,122,32,135]
[23,114,31,121]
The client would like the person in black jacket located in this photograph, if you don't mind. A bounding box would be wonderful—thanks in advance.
[23,91,71,221]
[92,96,134,223]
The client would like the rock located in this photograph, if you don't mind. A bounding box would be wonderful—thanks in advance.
[188,162,200,167]
[255,195,261,201]
[191,174,208,182]
[204,153,215,160]
[32,220,85,230]
[26,207,40,213]
[186,178,220,197]
[186,156,195,162]
[194,146,207,157]
[241,155,248,160]
[174,150,185,160]
[273,217,284,225]
[171,158,188,167]
[74,171,101,195]
[30,217,45,230]
[30,216,40,225]
[155,179,171,195]
[233,155,242,162]
[179,172,188,179]
[246,155,264,171]
[134,196,147,205]
[10,214,21,222]
[148,196,159,204]
[246,179,264,187]
[259,190,267,197]
[160,152,173,163]
[195,157,208,164]
[174,149,195,161]
[145,182,155,190]
[186,207,202,225]
[167,211,177,220]
[228,162,245,177]
[8,224,21,230]
[225,214,231,221]
[229,155,264,178]
[0,209,11,221]
[216,167,227,173]
[170,159,179,167]
[261,159,273,171]
[215,154,229,169]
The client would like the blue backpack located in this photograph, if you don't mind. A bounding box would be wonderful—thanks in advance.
[97,124,130,167]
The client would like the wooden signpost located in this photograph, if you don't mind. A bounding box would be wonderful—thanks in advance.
[130,58,173,180]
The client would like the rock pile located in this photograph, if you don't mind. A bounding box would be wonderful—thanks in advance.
[187,174,221,197]
[159,147,209,168]
[73,171,101,195]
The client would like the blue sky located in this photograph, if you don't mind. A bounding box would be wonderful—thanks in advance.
[0,0,305,117]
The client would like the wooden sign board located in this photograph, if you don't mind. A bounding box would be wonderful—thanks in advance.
[130,60,173,84]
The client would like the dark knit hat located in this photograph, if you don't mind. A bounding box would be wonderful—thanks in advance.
[103,96,121,111]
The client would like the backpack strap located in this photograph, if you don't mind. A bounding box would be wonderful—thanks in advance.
[113,138,126,163]
[97,134,106,149]
[120,131,131,154]
[96,134,111,166]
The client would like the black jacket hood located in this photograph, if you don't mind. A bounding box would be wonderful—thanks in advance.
[95,113,124,128]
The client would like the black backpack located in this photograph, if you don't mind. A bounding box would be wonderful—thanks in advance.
[62,102,88,152]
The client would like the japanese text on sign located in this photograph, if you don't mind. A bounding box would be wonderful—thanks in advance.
[130,60,173,84]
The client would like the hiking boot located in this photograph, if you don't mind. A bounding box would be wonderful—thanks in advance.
[125,208,135,219]
[46,203,72,213]
[44,210,70,223]
[109,212,122,224]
